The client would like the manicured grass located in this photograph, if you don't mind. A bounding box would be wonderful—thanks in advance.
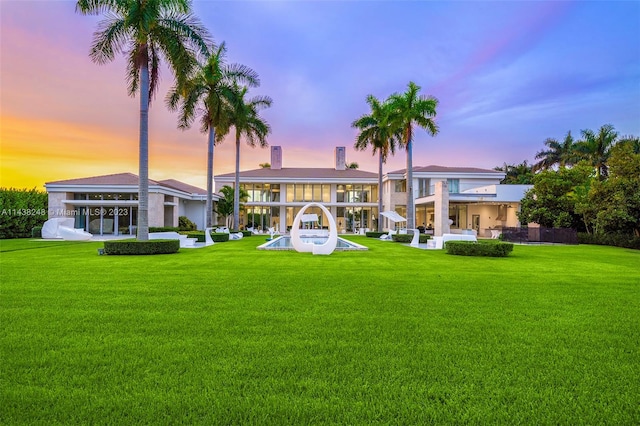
[1,237,639,424]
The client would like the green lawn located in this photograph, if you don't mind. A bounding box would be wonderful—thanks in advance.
[1,237,639,424]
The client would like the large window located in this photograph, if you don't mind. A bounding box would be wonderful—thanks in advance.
[447,179,460,194]
[449,204,467,229]
[394,180,407,193]
[241,183,280,203]
[336,184,377,203]
[286,184,330,202]
[418,178,431,197]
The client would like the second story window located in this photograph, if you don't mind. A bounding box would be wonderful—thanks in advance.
[394,180,407,193]
[418,178,431,197]
[447,179,460,194]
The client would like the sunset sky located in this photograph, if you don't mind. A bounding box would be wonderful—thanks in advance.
[1,0,639,190]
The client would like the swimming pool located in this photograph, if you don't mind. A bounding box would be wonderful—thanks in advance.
[257,235,368,251]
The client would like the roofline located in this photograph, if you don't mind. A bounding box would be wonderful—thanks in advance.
[45,182,218,201]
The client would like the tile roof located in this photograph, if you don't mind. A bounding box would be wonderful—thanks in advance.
[157,179,206,195]
[46,173,156,186]
[46,173,206,195]
[215,168,378,180]
[387,165,502,175]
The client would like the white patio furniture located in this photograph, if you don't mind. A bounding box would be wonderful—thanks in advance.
[149,231,197,247]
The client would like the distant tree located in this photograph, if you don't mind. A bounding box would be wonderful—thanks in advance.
[259,163,271,168]
[617,134,640,154]
[580,142,640,236]
[574,124,619,179]
[533,131,577,171]
[215,185,248,229]
[347,162,359,169]
[352,95,401,231]
[494,161,534,184]
[76,0,210,240]
[166,42,259,228]
[518,164,593,229]
[388,82,439,229]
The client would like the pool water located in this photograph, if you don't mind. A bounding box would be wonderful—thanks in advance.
[257,236,368,251]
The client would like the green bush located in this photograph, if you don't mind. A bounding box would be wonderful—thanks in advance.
[31,226,42,238]
[391,234,430,243]
[0,188,48,239]
[366,232,387,238]
[578,232,640,250]
[103,239,180,255]
[149,226,180,233]
[178,216,197,231]
[210,233,230,243]
[186,232,205,243]
[446,241,514,257]
[185,231,230,243]
[231,230,252,237]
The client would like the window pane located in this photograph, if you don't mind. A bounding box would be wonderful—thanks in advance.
[313,185,321,201]
[336,185,345,202]
[286,184,294,202]
[322,185,330,202]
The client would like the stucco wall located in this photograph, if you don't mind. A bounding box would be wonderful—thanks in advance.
[148,193,165,227]
[47,193,71,218]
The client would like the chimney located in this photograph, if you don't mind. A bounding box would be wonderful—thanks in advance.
[271,146,282,170]
[335,147,346,170]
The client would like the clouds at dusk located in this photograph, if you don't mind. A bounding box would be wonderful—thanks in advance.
[1,0,638,189]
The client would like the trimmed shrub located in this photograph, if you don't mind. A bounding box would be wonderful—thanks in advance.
[578,232,640,250]
[149,226,180,233]
[103,239,180,255]
[31,226,43,238]
[178,216,197,231]
[186,232,205,243]
[210,233,230,243]
[231,230,252,237]
[392,234,430,244]
[366,232,387,238]
[446,241,514,257]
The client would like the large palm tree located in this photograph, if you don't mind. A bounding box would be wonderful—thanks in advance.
[76,0,209,240]
[388,82,439,229]
[533,131,577,172]
[221,85,272,230]
[575,124,619,179]
[166,42,259,228]
[352,95,400,232]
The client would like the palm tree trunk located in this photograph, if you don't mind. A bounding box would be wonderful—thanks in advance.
[406,138,415,230]
[205,127,215,228]
[233,133,240,230]
[377,151,383,232]
[137,61,150,241]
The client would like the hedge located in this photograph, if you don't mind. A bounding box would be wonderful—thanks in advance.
[578,232,640,250]
[103,239,180,255]
[365,232,387,238]
[0,188,48,239]
[446,241,514,257]
[149,226,180,233]
[391,234,430,243]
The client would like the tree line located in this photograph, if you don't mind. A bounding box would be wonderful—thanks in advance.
[499,124,639,239]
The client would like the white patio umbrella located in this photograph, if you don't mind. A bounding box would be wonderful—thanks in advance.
[379,211,406,223]
[379,211,407,231]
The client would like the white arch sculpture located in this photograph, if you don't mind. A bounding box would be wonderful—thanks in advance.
[290,202,338,255]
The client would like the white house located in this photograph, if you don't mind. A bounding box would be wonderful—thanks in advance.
[45,173,217,235]
[216,146,532,236]
[44,147,531,237]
